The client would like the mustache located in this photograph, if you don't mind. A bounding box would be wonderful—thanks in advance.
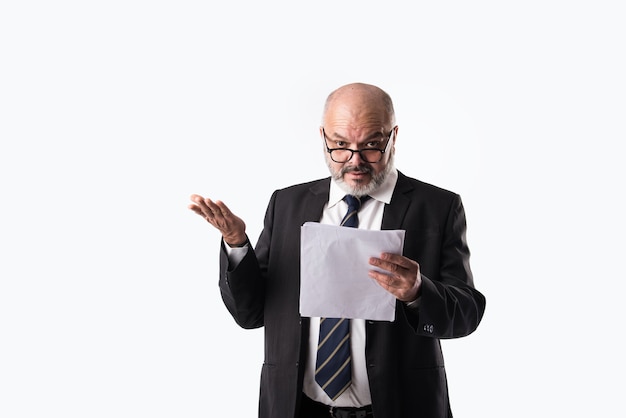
[341,164,373,175]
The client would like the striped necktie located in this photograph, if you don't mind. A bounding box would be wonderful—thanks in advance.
[315,194,370,400]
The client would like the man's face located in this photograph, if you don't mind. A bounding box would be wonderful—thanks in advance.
[321,100,396,196]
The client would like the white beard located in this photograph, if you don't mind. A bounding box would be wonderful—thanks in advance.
[328,152,395,197]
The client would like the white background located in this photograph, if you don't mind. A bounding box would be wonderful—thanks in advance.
[1,1,624,416]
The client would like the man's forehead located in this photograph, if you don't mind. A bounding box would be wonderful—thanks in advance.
[325,126,387,141]
[325,99,389,125]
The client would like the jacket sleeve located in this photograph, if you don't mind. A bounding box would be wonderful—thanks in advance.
[218,240,265,329]
[404,194,486,339]
[217,190,278,329]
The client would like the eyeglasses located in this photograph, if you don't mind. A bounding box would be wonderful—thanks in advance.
[323,128,395,163]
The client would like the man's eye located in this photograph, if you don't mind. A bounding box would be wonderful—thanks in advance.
[365,142,381,148]
[335,141,347,148]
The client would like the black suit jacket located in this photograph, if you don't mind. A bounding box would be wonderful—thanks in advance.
[219,171,486,418]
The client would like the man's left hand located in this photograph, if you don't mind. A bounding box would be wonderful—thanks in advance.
[368,253,422,302]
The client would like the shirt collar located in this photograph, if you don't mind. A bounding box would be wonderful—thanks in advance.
[328,167,398,208]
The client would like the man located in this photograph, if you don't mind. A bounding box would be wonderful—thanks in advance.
[189,82,486,417]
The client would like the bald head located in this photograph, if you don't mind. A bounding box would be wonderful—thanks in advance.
[322,83,395,127]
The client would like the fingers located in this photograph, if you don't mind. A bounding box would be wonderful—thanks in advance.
[189,194,229,221]
[369,253,412,276]
[368,267,403,290]
[213,200,233,218]
[368,253,421,302]
[189,194,247,244]
[377,252,415,269]
[203,199,220,220]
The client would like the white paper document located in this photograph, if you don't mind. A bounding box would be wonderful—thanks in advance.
[299,222,405,321]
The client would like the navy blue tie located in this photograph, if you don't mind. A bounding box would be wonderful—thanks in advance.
[315,195,369,400]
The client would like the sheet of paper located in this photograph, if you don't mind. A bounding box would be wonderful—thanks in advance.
[299,222,405,321]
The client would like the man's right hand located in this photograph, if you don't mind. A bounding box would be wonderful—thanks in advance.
[188,194,247,246]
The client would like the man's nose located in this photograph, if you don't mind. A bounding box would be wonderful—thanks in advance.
[349,149,364,164]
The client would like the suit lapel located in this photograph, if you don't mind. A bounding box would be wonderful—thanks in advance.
[381,171,413,230]
[298,179,329,343]
[303,178,331,223]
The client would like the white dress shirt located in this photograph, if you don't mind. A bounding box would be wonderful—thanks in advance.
[226,168,399,408]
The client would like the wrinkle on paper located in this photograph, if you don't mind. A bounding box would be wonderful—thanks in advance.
[299,222,405,321]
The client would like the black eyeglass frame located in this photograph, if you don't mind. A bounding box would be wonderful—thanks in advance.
[322,127,396,163]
